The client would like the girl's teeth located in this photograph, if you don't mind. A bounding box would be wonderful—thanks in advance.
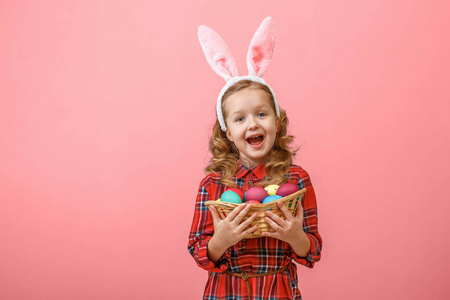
[248,136,264,145]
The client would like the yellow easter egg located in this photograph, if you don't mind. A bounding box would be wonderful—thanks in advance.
[264,185,280,196]
[215,198,224,213]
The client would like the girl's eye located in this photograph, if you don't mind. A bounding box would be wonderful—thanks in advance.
[236,117,244,122]
[258,113,266,117]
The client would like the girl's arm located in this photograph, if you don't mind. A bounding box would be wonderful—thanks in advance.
[206,235,229,264]
[262,197,312,257]
[188,179,257,272]
[290,236,311,257]
[207,203,258,263]
[261,167,322,267]
[292,169,322,267]
[188,182,226,272]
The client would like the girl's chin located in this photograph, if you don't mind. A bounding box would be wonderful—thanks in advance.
[240,154,268,167]
[239,159,262,168]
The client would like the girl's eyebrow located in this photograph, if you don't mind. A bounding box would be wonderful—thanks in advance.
[228,110,243,117]
[255,105,271,111]
[227,102,271,114]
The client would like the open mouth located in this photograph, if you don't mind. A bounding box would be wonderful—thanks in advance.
[247,135,264,147]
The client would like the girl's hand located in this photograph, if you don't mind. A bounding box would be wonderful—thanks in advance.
[261,201,309,247]
[209,203,259,249]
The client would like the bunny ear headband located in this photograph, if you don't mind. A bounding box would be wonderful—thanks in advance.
[198,16,280,132]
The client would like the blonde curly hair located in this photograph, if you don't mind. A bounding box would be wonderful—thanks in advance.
[205,80,298,187]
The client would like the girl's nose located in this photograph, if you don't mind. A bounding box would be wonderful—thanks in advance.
[247,117,259,130]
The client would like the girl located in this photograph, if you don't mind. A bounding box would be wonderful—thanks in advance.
[188,17,322,300]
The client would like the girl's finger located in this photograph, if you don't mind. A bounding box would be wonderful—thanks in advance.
[226,203,248,222]
[242,224,259,237]
[261,230,278,238]
[265,216,282,232]
[208,205,220,223]
[230,203,253,225]
[265,209,287,227]
[237,212,258,231]
[295,202,304,221]
[277,202,294,222]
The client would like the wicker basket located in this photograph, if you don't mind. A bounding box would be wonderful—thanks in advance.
[204,188,306,239]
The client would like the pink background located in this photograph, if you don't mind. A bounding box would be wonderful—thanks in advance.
[1,1,449,299]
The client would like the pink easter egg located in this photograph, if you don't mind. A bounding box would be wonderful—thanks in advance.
[276,183,299,197]
[245,187,268,203]
[246,200,261,205]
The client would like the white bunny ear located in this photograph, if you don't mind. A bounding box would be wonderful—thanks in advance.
[198,25,239,82]
[247,16,275,77]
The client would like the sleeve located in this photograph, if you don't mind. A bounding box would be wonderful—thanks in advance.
[290,169,322,268]
[187,181,231,272]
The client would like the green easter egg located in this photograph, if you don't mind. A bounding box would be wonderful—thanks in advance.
[221,191,242,204]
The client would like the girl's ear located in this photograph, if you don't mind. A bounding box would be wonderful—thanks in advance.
[276,116,281,132]
[226,128,234,142]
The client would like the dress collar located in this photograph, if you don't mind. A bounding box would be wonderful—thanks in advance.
[235,162,267,180]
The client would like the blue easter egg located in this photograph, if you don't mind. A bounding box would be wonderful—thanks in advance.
[262,195,282,204]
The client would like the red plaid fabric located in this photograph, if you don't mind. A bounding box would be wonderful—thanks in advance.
[188,163,322,300]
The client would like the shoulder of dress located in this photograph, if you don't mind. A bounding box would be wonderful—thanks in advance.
[199,171,223,187]
[288,164,311,178]
[289,164,305,172]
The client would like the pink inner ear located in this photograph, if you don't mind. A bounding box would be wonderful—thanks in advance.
[198,25,238,79]
[215,56,235,78]
[247,17,275,77]
[250,45,266,75]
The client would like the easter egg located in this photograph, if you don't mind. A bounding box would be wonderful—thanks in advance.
[262,195,282,204]
[227,188,244,201]
[276,183,299,197]
[221,191,242,204]
[246,200,261,205]
[216,198,221,201]
[245,187,268,203]
[264,184,280,196]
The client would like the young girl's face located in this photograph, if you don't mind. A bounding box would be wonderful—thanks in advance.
[224,87,280,168]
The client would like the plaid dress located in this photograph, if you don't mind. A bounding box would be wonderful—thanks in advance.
[188,163,322,300]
